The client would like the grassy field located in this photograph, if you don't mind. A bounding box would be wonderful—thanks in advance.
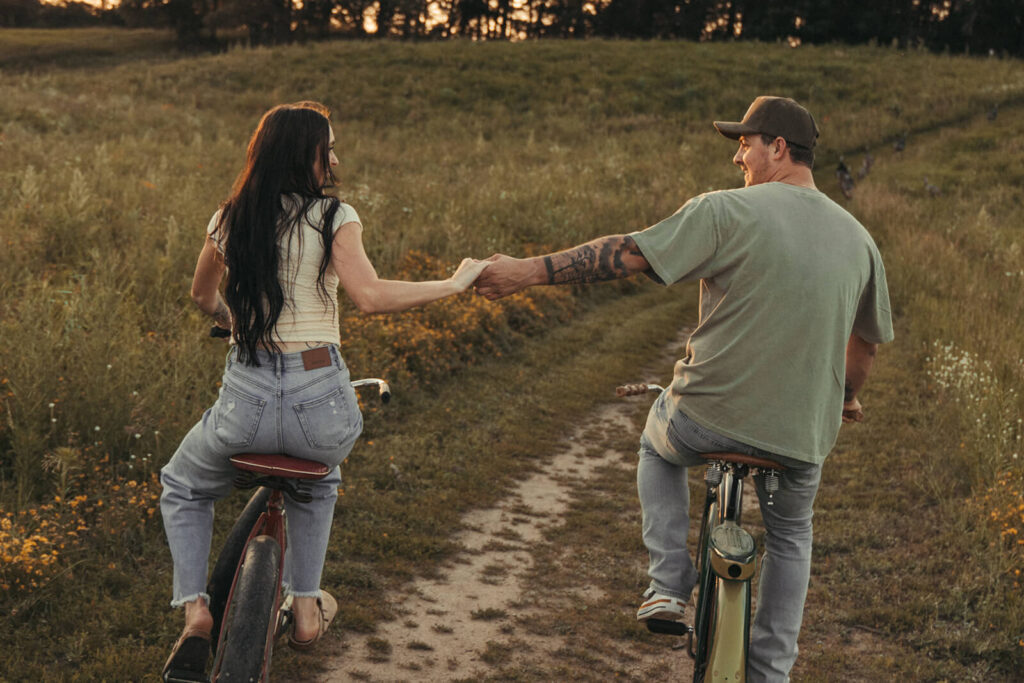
[0,27,178,69]
[1,29,1022,680]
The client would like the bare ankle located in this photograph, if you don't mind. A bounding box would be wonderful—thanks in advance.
[291,596,319,639]
[184,597,213,633]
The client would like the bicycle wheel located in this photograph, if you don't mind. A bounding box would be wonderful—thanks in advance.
[211,535,281,682]
[692,497,720,682]
[208,487,272,644]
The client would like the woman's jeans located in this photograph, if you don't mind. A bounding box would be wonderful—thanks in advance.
[638,390,821,683]
[160,346,362,607]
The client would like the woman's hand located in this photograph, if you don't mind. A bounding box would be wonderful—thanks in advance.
[450,258,491,291]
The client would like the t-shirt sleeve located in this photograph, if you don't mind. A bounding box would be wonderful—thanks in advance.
[334,202,362,234]
[630,193,719,285]
[206,209,224,253]
[852,246,895,344]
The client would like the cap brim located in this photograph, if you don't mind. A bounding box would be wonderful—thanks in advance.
[713,121,757,140]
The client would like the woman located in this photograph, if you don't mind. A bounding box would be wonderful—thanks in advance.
[160,101,487,677]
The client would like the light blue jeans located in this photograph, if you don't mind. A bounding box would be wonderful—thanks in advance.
[638,391,822,683]
[160,345,362,607]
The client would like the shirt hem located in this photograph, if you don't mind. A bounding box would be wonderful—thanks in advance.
[678,400,829,466]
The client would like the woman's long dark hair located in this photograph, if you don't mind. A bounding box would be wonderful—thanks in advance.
[214,101,341,366]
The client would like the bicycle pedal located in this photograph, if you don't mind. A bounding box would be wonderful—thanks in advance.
[645,618,692,637]
[275,607,294,641]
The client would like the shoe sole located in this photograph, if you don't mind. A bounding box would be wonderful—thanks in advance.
[636,600,686,622]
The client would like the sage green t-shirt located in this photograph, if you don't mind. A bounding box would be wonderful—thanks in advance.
[632,182,894,464]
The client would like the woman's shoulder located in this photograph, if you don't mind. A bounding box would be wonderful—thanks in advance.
[292,195,361,233]
[206,207,224,235]
[330,200,361,229]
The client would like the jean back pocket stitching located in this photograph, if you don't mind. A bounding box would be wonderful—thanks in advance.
[293,387,353,450]
[212,384,267,448]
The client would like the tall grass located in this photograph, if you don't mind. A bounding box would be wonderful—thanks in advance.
[811,104,1024,673]
[1,30,1023,678]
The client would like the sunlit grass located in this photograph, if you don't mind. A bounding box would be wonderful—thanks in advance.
[1,30,1023,678]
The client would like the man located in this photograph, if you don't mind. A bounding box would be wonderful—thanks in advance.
[474,96,894,681]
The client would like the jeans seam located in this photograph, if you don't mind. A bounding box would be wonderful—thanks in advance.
[283,368,344,396]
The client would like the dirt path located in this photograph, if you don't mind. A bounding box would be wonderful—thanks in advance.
[318,404,641,681]
[318,333,693,682]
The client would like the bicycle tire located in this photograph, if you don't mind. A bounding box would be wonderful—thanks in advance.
[211,535,281,682]
[208,487,273,644]
[692,497,720,682]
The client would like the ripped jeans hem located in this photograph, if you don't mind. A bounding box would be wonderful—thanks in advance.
[283,584,322,600]
[170,592,212,609]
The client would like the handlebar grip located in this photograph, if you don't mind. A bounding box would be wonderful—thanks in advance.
[351,378,391,405]
[210,326,231,338]
[616,383,654,397]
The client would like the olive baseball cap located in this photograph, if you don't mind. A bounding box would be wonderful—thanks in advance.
[714,96,819,149]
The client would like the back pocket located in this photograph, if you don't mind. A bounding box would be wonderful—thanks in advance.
[294,386,358,450]
[211,384,267,448]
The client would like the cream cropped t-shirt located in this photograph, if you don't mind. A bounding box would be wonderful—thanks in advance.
[207,196,361,346]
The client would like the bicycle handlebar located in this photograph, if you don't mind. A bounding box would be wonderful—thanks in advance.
[615,383,664,397]
[351,378,391,404]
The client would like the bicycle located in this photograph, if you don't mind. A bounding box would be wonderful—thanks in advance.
[616,382,784,683]
[163,351,390,683]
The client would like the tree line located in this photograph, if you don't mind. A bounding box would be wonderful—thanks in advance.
[3,0,1021,57]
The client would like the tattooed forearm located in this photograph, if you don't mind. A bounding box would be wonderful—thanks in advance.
[542,236,645,285]
[211,297,232,330]
[844,381,855,402]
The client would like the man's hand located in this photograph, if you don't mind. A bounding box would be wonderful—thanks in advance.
[842,397,863,423]
[474,253,540,300]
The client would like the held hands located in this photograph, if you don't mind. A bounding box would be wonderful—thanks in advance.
[448,252,538,299]
[450,258,492,291]
[473,253,536,300]
[842,397,864,423]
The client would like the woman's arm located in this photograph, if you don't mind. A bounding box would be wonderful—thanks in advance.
[332,222,487,314]
[191,236,232,329]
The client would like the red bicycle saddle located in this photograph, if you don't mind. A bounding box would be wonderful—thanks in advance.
[229,454,330,480]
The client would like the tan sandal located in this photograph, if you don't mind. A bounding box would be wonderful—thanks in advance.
[161,625,211,682]
[287,591,338,652]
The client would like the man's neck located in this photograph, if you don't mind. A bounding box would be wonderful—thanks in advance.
[770,164,817,189]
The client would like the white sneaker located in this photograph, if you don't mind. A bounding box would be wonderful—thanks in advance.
[636,587,686,622]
